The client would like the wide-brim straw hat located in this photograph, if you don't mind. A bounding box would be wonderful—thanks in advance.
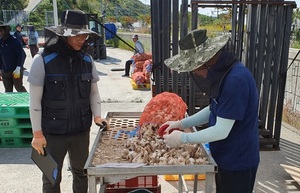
[164,29,230,72]
[45,10,99,41]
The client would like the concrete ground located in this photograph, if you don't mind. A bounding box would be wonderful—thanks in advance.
[0,47,299,193]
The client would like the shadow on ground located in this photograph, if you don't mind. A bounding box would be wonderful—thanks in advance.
[255,138,300,193]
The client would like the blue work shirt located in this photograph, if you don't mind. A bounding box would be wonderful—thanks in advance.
[209,63,260,171]
[0,35,25,72]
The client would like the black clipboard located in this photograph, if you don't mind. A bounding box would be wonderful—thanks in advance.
[31,148,58,185]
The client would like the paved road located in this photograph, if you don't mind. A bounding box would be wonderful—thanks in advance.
[0,47,299,193]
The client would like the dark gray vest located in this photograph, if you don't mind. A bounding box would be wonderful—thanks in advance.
[41,51,93,135]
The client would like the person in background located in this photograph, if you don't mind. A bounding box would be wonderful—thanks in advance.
[28,25,39,58]
[14,24,27,47]
[160,29,260,193]
[28,10,107,193]
[13,23,27,70]
[0,23,27,92]
[122,34,144,77]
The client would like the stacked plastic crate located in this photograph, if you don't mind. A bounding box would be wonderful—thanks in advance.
[0,92,32,147]
[105,175,161,193]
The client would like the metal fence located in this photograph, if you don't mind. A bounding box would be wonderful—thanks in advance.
[150,0,296,150]
[45,11,55,27]
[2,10,29,26]
[1,9,54,29]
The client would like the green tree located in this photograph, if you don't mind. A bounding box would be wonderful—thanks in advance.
[138,14,151,27]
[119,16,136,29]
[0,0,28,22]
[0,0,28,10]
[293,8,300,42]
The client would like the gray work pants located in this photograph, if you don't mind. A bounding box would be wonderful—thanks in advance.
[42,131,90,193]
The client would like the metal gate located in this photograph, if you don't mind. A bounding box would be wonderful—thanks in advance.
[2,10,29,26]
[150,0,296,150]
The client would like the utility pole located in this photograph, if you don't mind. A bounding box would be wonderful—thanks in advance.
[53,0,59,25]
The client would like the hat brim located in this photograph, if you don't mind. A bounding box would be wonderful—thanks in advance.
[164,35,230,72]
[0,24,10,28]
[45,26,98,37]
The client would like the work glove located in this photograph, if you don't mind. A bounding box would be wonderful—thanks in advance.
[94,116,108,131]
[31,130,47,155]
[163,130,183,148]
[157,121,183,137]
[12,66,21,79]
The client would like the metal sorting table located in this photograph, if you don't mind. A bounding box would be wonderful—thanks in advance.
[84,112,217,193]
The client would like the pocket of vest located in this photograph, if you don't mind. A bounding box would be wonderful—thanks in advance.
[42,108,68,134]
[81,106,92,130]
[45,76,66,100]
[78,73,93,98]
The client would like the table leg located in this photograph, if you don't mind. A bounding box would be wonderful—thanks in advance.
[205,172,214,193]
[88,176,97,193]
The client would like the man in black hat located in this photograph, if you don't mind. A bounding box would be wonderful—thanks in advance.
[0,23,27,92]
[28,10,107,193]
[13,24,27,47]
[13,23,27,70]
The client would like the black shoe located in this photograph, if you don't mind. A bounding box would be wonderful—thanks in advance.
[122,74,129,77]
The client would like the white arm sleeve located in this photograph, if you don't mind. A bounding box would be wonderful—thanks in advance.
[181,117,235,143]
[29,84,43,133]
[181,106,210,129]
[90,82,101,117]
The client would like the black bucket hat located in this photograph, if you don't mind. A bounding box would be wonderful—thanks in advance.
[0,22,11,31]
[16,23,22,28]
[45,10,99,41]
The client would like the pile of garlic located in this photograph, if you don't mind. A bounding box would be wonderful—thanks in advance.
[120,123,209,165]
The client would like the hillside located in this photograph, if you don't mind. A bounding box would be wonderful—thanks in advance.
[105,0,150,18]
[28,0,150,29]
[32,0,150,19]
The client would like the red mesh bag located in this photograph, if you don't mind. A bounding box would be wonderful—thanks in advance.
[143,59,153,74]
[132,72,146,83]
[138,92,187,127]
[133,67,143,73]
[133,53,152,62]
[134,61,145,69]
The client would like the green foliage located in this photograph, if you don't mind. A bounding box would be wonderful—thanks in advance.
[14,0,149,30]
[0,0,28,21]
[0,0,28,10]
[117,38,134,51]
[291,8,300,49]
[106,37,120,48]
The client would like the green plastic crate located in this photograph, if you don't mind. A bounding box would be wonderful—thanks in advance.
[0,118,31,128]
[0,92,29,105]
[0,92,29,117]
[0,127,33,137]
[0,137,32,148]
[0,107,30,118]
